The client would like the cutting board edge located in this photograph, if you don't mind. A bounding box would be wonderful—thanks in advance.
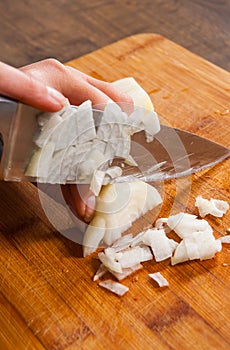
[65,32,230,78]
[65,33,164,64]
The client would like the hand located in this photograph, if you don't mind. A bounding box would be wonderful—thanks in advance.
[0,59,133,222]
[20,58,133,111]
[1,59,133,112]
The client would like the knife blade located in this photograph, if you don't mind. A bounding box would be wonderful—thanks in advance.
[0,97,229,183]
[0,96,39,181]
[112,125,230,183]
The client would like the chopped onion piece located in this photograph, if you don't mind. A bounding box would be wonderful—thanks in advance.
[83,180,162,256]
[96,103,127,141]
[155,218,168,229]
[82,216,106,257]
[117,246,153,268]
[195,196,229,218]
[149,272,169,287]
[111,233,134,252]
[37,111,61,128]
[105,166,123,179]
[93,264,107,281]
[90,170,106,196]
[184,238,200,260]
[98,250,122,274]
[111,77,155,113]
[25,142,55,178]
[76,148,109,182]
[171,229,222,265]
[128,106,160,139]
[124,155,138,167]
[171,240,188,265]
[167,213,211,238]
[142,228,178,262]
[99,280,129,296]
[110,264,143,281]
[74,100,96,144]
[219,235,230,244]
[215,239,222,253]
[35,114,64,147]
[39,145,77,183]
[130,231,146,247]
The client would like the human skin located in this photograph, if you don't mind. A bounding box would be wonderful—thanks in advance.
[0,59,133,222]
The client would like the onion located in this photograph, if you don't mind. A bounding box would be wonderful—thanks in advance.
[93,264,107,281]
[26,77,161,193]
[219,235,230,244]
[149,272,169,287]
[98,249,123,274]
[90,170,106,196]
[141,228,178,262]
[99,280,129,296]
[117,246,153,268]
[109,264,143,281]
[83,180,162,256]
[167,213,211,238]
[195,196,229,218]
[111,233,134,252]
[171,229,222,265]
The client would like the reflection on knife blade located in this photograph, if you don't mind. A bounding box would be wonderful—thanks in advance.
[112,125,230,183]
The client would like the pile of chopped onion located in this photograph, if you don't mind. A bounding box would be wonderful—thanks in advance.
[83,180,162,257]
[24,76,230,297]
[92,195,229,297]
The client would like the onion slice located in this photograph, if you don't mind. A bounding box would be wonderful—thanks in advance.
[142,228,178,262]
[109,264,143,281]
[93,264,107,281]
[99,280,129,296]
[171,230,222,265]
[195,196,229,218]
[83,180,162,256]
[219,235,230,244]
[167,213,211,238]
[117,246,153,268]
[149,272,169,287]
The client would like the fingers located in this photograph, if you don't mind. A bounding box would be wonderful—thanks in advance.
[65,66,134,112]
[87,75,134,113]
[62,75,114,108]
[70,185,96,223]
[0,61,66,112]
[62,184,96,223]
[19,59,133,112]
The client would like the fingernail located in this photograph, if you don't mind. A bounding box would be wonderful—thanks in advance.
[47,86,66,108]
[84,195,96,222]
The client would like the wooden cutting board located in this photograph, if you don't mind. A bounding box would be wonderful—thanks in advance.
[0,34,230,350]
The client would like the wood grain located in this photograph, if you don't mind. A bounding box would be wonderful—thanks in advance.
[1,34,230,350]
[0,0,229,71]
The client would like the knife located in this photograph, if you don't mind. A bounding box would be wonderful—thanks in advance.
[115,124,230,183]
[0,96,230,183]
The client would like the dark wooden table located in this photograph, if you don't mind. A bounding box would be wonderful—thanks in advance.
[0,0,229,71]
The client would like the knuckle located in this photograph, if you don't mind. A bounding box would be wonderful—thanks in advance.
[41,58,66,73]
